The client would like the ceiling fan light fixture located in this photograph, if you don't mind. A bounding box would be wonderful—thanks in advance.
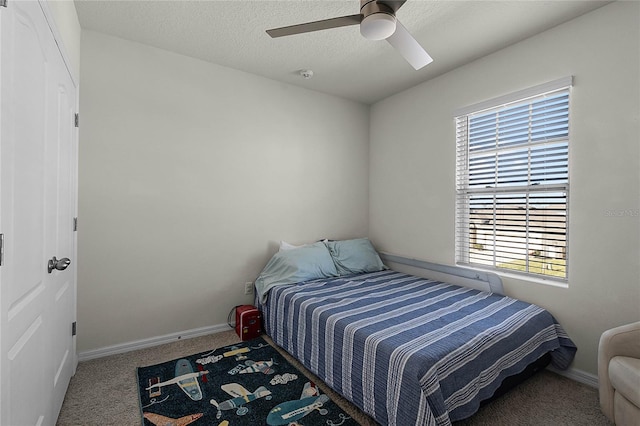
[360,12,396,41]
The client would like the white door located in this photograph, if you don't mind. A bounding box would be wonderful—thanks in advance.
[45,27,78,420]
[0,1,78,424]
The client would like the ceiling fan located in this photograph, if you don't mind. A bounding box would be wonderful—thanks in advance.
[266,0,433,70]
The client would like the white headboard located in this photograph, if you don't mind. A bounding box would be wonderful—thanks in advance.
[379,252,505,295]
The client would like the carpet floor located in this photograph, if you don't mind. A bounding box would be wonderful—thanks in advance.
[57,330,612,426]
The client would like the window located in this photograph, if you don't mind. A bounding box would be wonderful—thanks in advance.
[455,77,572,281]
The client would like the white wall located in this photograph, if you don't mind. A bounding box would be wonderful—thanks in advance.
[369,1,639,376]
[78,31,370,352]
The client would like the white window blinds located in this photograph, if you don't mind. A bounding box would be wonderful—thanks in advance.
[455,79,572,281]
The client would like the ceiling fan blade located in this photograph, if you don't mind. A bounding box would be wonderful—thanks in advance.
[266,14,362,38]
[386,20,433,70]
[379,0,407,14]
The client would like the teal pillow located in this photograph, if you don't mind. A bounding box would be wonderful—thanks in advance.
[324,238,387,276]
[255,241,338,303]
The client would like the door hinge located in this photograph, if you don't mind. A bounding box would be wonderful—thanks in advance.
[0,0,7,9]
[74,113,79,128]
[0,234,4,266]
[72,322,77,336]
[73,217,78,232]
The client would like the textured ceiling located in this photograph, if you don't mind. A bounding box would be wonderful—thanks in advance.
[74,0,610,104]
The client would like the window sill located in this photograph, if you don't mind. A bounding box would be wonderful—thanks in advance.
[458,262,568,289]
[495,270,569,289]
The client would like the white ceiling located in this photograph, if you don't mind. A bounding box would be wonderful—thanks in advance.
[74,0,610,104]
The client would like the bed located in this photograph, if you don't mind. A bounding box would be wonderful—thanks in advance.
[254,239,577,426]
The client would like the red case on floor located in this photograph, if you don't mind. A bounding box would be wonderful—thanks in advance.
[235,305,261,341]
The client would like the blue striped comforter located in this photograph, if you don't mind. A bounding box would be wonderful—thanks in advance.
[259,270,576,426]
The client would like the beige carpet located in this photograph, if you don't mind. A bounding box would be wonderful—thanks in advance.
[57,330,611,426]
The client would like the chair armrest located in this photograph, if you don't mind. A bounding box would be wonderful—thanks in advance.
[598,321,640,421]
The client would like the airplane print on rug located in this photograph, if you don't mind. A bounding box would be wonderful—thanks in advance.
[137,336,358,426]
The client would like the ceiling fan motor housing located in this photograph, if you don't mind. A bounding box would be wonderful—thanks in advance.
[360,0,397,40]
[360,0,395,16]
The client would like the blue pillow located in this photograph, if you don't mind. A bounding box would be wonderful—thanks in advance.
[324,238,387,276]
[255,241,338,303]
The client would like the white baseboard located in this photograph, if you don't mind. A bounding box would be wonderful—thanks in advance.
[547,365,599,388]
[78,323,232,362]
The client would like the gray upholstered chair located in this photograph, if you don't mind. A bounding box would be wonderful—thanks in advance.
[598,321,640,425]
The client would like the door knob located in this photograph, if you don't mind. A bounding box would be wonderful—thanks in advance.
[48,256,71,274]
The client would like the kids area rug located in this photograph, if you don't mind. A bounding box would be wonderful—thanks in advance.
[136,336,357,426]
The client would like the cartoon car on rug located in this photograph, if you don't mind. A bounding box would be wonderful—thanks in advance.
[266,382,330,425]
[242,359,276,374]
[145,359,208,401]
[227,359,277,375]
[210,383,272,419]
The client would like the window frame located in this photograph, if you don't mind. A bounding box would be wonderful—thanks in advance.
[454,77,573,283]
